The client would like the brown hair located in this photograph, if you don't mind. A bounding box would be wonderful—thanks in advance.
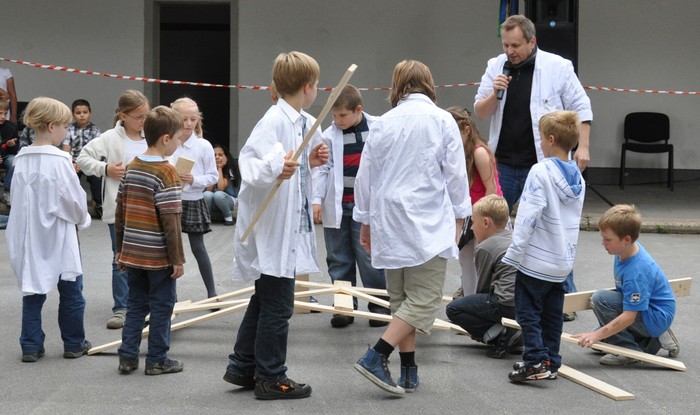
[447,107,495,188]
[501,15,536,42]
[472,194,510,228]
[598,204,642,242]
[271,51,320,98]
[389,60,436,107]
[332,84,362,111]
[113,89,149,126]
[170,97,204,137]
[539,110,580,152]
[22,97,72,132]
[143,106,184,147]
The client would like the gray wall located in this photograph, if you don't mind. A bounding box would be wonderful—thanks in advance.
[2,0,698,170]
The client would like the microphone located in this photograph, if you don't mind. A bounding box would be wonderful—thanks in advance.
[496,61,512,100]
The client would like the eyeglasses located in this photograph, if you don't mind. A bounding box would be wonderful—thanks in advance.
[123,112,147,122]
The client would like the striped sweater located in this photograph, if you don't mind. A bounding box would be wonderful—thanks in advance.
[115,157,185,270]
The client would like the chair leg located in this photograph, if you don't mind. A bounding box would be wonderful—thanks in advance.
[619,148,626,189]
[669,147,674,191]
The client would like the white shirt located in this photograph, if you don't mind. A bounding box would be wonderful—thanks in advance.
[232,99,321,281]
[353,94,471,269]
[171,133,218,201]
[6,145,91,295]
[124,136,148,166]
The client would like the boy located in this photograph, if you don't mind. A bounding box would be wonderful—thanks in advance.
[503,110,585,382]
[115,106,186,376]
[224,51,328,400]
[572,205,679,365]
[6,97,92,362]
[446,194,519,359]
[0,100,18,206]
[312,84,389,328]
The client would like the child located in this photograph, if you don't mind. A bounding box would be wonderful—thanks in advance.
[0,100,18,206]
[503,110,585,382]
[77,90,151,329]
[446,194,518,358]
[572,205,679,365]
[203,143,239,226]
[6,97,92,362]
[62,99,103,217]
[447,107,503,299]
[115,106,186,375]
[353,60,470,395]
[224,51,328,400]
[170,97,219,299]
[312,84,389,328]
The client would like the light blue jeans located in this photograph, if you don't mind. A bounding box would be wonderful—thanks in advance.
[203,190,235,221]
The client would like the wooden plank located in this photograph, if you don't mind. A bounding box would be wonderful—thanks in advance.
[558,365,635,401]
[295,274,311,314]
[333,280,354,312]
[190,286,255,306]
[340,287,390,308]
[171,299,250,313]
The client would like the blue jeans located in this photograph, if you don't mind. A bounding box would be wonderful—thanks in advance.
[323,203,388,314]
[0,214,7,229]
[20,276,87,353]
[590,290,661,354]
[203,190,235,221]
[446,292,515,340]
[496,163,531,215]
[118,266,176,364]
[515,271,565,369]
[2,155,15,191]
[227,274,295,381]
[108,223,129,312]
[78,172,102,205]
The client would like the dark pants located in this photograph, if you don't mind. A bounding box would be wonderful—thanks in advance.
[78,171,102,205]
[446,292,515,340]
[227,274,295,381]
[514,271,565,369]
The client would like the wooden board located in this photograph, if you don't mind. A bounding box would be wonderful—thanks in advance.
[558,365,635,401]
[333,280,354,312]
[175,156,195,174]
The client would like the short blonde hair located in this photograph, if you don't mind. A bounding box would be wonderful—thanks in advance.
[472,194,510,228]
[22,97,72,132]
[272,51,320,98]
[170,97,203,137]
[389,60,436,107]
[598,204,642,242]
[144,106,184,147]
[539,110,580,152]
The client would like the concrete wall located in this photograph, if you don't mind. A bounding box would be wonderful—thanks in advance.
[2,0,698,171]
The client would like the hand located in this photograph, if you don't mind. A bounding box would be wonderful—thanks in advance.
[312,204,322,224]
[115,253,127,272]
[359,224,371,255]
[107,162,125,180]
[573,146,590,172]
[171,265,184,279]
[572,331,602,348]
[493,74,511,97]
[310,143,329,168]
[73,161,81,173]
[179,172,194,185]
[7,138,17,147]
[455,218,465,246]
[278,150,300,180]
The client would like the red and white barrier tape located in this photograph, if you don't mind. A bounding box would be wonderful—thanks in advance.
[2,57,697,95]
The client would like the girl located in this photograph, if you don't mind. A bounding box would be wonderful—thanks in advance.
[170,97,219,299]
[447,107,502,298]
[77,89,151,329]
[203,144,239,226]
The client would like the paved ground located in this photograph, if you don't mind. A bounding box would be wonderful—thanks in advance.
[0,181,697,414]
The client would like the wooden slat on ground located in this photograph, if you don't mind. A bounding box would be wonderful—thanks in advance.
[558,365,635,401]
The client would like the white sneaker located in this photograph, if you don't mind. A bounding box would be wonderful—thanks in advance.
[659,328,680,358]
[599,354,640,366]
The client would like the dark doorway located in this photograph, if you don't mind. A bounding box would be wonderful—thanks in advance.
[159,3,230,147]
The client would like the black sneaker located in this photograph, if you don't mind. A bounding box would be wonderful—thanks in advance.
[22,348,45,363]
[330,314,354,328]
[487,328,521,359]
[254,378,312,400]
[223,371,255,389]
[145,358,184,375]
[508,360,551,382]
[511,361,556,381]
[118,356,139,374]
[563,312,577,322]
[64,341,92,359]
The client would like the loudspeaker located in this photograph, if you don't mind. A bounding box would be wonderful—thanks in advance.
[525,0,579,73]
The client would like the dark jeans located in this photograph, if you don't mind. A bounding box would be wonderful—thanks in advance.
[108,223,129,312]
[227,274,295,381]
[446,292,515,340]
[496,163,531,215]
[78,171,102,205]
[20,276,87,353]
[118,266,176,365]
[515,271,565,369]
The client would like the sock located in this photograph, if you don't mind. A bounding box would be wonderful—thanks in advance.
[373,338,394,358]
[399,351,415,367]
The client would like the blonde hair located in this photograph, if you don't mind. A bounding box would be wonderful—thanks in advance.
[114,89,149,127]
[538,110,580,152]
[144,106,184,147]
[598,204,642,242]
[472,194,510,228]
[22,97,72,132]
[170,97,204,137]
[272,51,320,98]
[447,107,494,188]
[389,60,436,107]
[269,80,279,104]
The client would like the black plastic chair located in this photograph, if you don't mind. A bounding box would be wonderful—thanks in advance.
[619,112,674,191]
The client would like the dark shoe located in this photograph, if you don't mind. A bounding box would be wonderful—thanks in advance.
[397,365,419,393]
[64,341,91,359]
[563,312,577,322]
[223,219,235,226]
[94,204,103,219]
[330,314,354,328]
[369,319,389,327]
[118,356,139,374]
[354,348,405,395]
[145,358,184,375]
[223,371,255,389]
[513,361,557,379]
[22,348,45,363]
[508,360,551,382]
[254,378,312,400]
[487,328,521,359]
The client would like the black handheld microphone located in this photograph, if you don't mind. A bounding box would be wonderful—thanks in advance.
[496,61,512,100]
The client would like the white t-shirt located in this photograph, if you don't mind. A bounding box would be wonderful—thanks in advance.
[124,136,147,165]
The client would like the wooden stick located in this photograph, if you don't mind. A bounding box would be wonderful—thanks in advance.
[558,365,635,401]
[241,64,358,242]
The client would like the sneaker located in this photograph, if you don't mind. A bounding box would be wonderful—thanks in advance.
[254,378,312,400]
[223,371,255,389]
[354,348,405,395]
[563,312,577,322]
[145,358,184,375]
[508,360,551,382]
[22,348,46,363]
[659,328,680,358]
[487,328,521,359]
[106,310,127,329]
[482,323,506,345]
[452,287,464,300]
[397,365,419,393]
[64,340,92,359]
[330,314,354,328]
[1,191,10,206]
[308,296,321,313]
[513,361,557,379]
[223,218,235,226]
[599,354,640,366]
[369,319,389,327]
[118,356,139,374]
